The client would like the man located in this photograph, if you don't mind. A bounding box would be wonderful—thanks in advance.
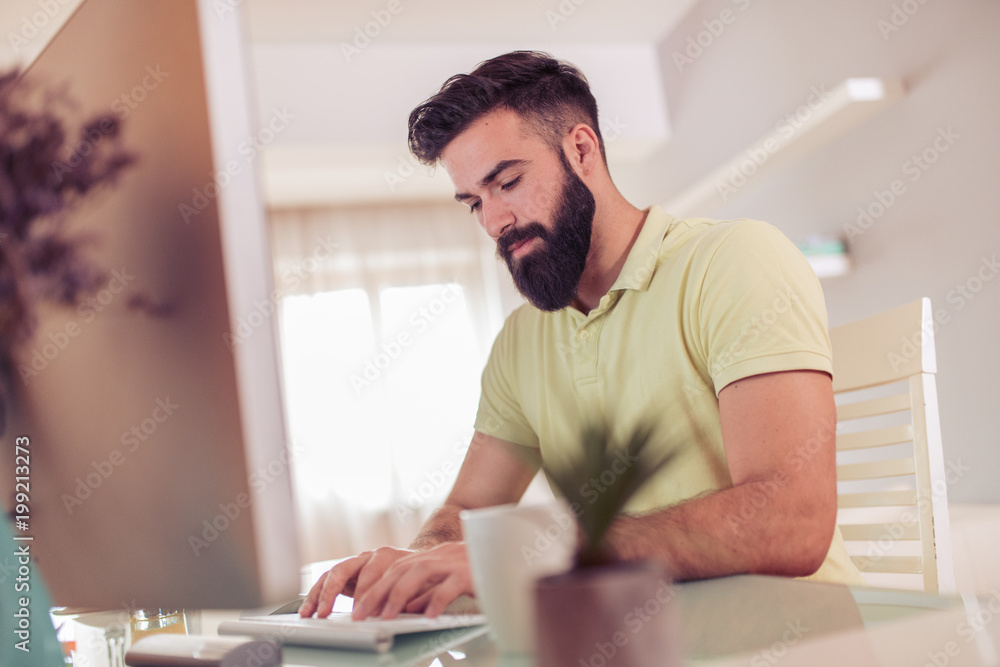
[299,51,864,621]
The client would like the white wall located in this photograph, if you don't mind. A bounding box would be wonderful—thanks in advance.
[626,0,1000,503]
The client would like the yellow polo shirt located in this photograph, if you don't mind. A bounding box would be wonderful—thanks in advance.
[474,205,864,585]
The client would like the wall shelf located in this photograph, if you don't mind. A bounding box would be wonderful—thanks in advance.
[663,77,906,217]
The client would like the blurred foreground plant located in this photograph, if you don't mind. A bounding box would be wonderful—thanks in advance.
[543,421,677,568]
[0,68,135,433]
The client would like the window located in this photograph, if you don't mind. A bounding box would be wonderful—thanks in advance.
[270,203,520,559]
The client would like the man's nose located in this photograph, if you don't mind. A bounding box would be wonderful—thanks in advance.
[481,197,515,240]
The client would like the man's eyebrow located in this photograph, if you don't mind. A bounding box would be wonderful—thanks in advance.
[454,159,529,203]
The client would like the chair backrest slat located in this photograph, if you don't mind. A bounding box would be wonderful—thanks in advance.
[838,490,919,508]
[852,555,924,575]
[835,393,911,421]
[836,424,914,451]
[836,457,916,481]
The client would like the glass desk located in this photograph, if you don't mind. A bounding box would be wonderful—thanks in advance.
[68,575,1000,666]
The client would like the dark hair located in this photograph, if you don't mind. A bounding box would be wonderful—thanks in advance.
[407,51,605,165]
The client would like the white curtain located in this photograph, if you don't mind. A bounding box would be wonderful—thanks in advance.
[268,201,517,562]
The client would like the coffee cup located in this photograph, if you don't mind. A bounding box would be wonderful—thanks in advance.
[460,501,577,654]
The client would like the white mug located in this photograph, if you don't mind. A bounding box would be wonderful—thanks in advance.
[460,501,577,654]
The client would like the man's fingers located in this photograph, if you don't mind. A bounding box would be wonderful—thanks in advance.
[376,561,446,619]
[353,547,410,601]
[351,576,393,620]
[298,570,328,617]
[302,554,371,618]
[403,589,435,614]
[423,573,472,618]
[305,544,471,620]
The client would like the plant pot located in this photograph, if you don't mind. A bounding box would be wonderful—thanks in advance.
[534,560,682,666]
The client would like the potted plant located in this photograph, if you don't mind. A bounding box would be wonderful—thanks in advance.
[533,422,684,666]
[0,67,135,436]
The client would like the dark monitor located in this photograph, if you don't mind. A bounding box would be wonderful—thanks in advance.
[3,0,300,610]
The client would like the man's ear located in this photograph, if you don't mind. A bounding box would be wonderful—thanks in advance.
[562,123,602,177]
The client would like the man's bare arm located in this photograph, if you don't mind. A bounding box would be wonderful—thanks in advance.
[605,370,838,580]
[408,431,541,550]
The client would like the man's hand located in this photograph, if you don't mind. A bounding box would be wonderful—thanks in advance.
[299,547,413,618]
[351,542,475,620]
[300,432,536,619]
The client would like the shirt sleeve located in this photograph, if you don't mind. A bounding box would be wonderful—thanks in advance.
[473,310,541,448]
[696,220,833,395]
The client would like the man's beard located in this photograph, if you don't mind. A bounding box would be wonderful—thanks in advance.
[497,157,596,312]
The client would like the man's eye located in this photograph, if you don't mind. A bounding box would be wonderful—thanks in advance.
[469,201,481,214]
[500,176,521,191]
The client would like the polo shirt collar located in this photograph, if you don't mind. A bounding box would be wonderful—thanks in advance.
[608,205,672,293]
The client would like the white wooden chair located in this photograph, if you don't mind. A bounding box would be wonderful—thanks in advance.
[830,298,955,594]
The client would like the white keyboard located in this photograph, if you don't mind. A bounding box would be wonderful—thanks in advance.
[218,612,487,653]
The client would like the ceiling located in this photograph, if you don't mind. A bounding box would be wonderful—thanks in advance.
[0,0,697,205]
[243,0,697,205]
[243,0,696,44]
[0,0,697,69]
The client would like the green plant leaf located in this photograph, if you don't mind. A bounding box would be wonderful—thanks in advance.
[542,419,678,565]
